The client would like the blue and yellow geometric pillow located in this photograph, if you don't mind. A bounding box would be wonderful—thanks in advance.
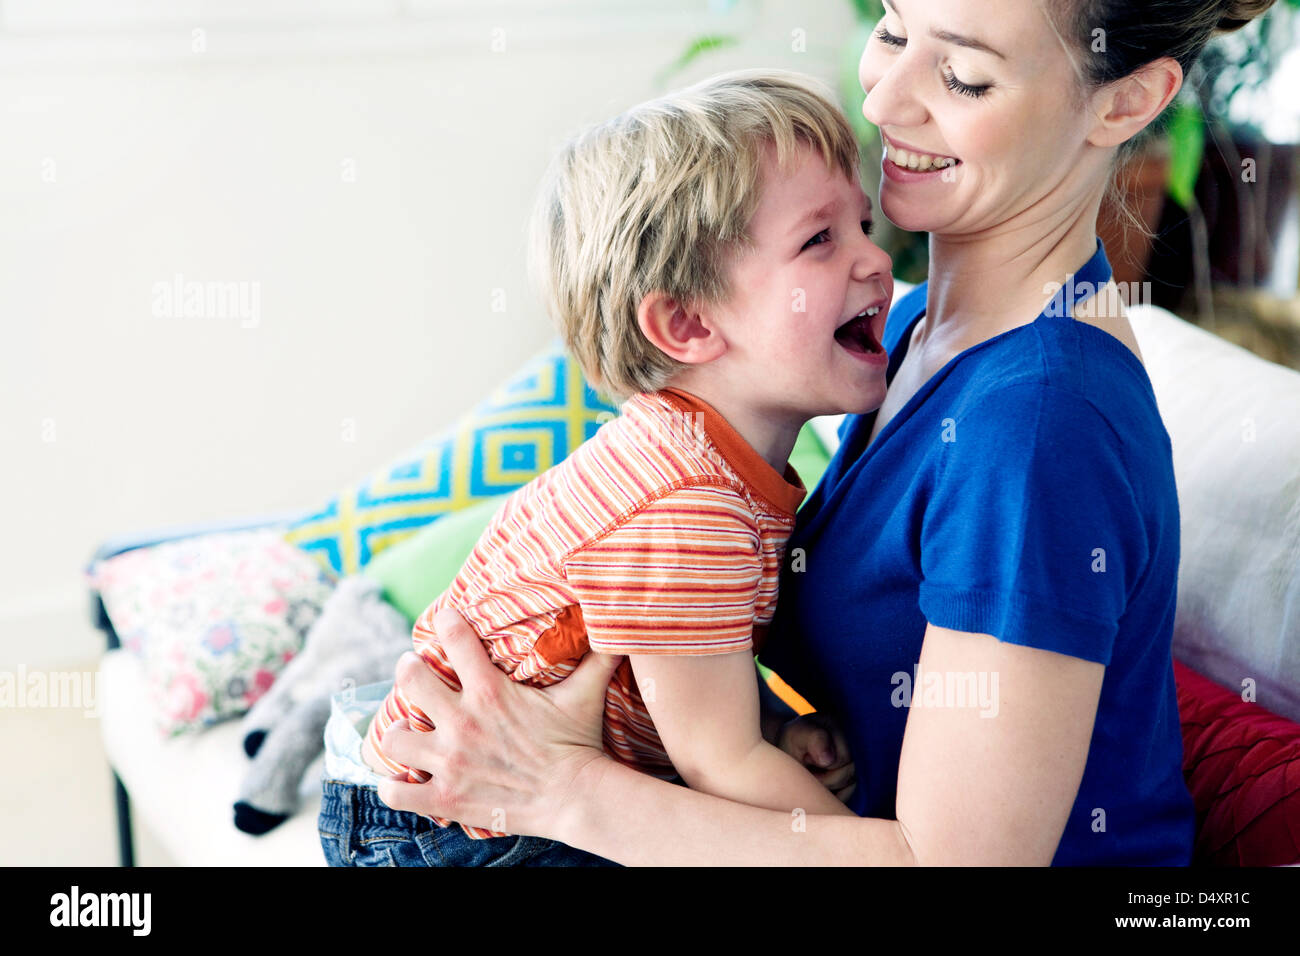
[284,341,619,576]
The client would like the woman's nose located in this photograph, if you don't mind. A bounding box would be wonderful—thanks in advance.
[859,42,927,130]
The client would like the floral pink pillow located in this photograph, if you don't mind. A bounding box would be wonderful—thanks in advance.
[92,530,334,736]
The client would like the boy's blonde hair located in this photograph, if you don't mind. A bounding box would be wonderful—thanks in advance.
[527,68,861,402]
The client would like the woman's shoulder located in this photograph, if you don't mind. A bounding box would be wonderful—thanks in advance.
[945,286,1159,430]
[935,325,1170,488]
[1070,279,1144,364]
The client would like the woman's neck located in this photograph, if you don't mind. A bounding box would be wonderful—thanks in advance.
[919,199,1104,356]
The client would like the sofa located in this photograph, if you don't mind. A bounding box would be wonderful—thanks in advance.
[86,304,1300,867]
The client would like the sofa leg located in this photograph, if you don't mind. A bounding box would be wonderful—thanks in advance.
[113,771,135,867]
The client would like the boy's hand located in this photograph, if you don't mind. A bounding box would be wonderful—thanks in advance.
[777,712,856,804]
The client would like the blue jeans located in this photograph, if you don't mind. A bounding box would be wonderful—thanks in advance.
[318,779,620,867]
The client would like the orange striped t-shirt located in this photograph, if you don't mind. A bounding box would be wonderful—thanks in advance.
[365,386,806,838]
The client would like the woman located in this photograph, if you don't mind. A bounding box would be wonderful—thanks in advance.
[374,0,1276,865]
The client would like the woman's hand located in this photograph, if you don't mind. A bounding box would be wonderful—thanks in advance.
[376,608,624,839]
[777,711,856,804]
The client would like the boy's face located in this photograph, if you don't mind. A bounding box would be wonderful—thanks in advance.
[710,141,893,422]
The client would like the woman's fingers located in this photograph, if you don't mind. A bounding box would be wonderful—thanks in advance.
[376,775,428,816]
[377,765,455,820]
[379,716,439,779]
[391,651,459,728]
[390,609,499,728]
[377,717,474,822]
[432,607,508,696]
[373,610,619,837]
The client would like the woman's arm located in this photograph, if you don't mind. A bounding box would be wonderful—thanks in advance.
[377,610,1102,865]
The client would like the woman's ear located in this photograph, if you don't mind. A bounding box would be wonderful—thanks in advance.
[1086,57,1183,149]
[636,291,728,365]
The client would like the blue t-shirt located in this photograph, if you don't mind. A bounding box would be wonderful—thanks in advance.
[761,239,1195,865]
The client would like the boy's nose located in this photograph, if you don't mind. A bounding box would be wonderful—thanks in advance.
[852,238,892,284]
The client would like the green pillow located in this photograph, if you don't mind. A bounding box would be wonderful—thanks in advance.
[363,423,829,623]
[789,422,832,496]
[362,494,509,622]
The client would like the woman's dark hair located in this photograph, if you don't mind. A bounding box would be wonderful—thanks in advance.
[1048,0,1278,232]
[1054,0,1277,91]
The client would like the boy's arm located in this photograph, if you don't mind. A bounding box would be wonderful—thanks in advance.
[629,650,856,817]
[564,485,851,815]
[757,661,797,745]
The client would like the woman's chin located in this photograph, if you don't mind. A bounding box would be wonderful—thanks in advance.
[877,191,947,235]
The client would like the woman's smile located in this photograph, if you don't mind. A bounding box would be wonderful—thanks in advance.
[880,132,961,171]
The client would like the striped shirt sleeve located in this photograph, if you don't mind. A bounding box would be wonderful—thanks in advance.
[563,484,762,655]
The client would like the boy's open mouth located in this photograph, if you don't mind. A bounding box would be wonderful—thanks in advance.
[835,303,886,355]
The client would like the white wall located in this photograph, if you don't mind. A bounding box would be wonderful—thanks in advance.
[0,0,859,668]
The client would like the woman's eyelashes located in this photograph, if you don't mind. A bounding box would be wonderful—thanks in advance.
[874,25,904,47]
[873,25,991,99]
[802,220,874,251]
[942,68,990,99]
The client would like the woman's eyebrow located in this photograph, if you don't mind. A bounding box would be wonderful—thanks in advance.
[881,0,1007,61]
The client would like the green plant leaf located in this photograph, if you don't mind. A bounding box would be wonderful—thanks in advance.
[654,34,739,87]
[839,20,879,149]
[853,0,884,19]
[1165,98,1206,208]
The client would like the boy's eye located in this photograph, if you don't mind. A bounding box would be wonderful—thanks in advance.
[802,220,873,251]
[802,228,831,251]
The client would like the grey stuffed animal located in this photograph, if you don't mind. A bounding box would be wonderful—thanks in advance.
[234,574,412,835]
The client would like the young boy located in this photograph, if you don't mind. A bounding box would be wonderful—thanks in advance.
[318,68,894,866]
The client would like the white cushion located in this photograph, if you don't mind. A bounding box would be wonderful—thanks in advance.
[809,415,847,455]
[1130,304,1300,722]
[99,649,326,866]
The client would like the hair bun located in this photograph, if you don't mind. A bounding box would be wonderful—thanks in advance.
[1215,0,1277,34]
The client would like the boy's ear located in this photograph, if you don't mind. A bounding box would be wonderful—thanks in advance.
[636,291,728,365]
[1086,57,1182,149]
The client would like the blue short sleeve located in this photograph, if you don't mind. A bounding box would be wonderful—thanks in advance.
[918,384,1150,665]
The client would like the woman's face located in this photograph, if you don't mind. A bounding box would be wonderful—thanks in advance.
[859,0,1099,236]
